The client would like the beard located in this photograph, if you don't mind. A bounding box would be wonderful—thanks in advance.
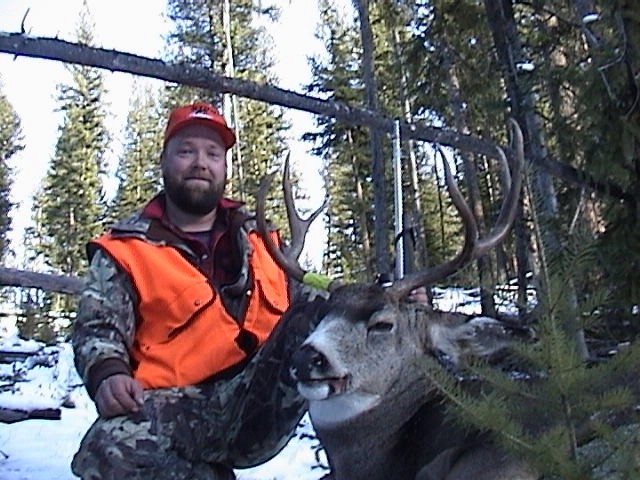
[163,171,225,215]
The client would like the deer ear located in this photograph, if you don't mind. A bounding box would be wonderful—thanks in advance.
[428,316,514,366]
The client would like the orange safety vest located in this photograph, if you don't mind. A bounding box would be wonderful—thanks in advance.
[92,230,289,389]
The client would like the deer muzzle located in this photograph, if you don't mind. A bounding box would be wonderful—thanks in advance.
[290,344,350,401]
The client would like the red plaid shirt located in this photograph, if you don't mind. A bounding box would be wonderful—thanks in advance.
[142,194,244,287]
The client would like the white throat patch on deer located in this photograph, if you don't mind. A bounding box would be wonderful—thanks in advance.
[290,284,433,429]
[257,120,538,480]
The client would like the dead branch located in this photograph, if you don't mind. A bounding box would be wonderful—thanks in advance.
[0,267,83,295]
[0,31,634,204]
[0,31,514,159]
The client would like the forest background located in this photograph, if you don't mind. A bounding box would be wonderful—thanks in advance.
[0,1,639,478]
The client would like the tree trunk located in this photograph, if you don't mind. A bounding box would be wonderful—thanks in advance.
[348,130,374,275]
[483,0,590,359]
[390,27,429,279]
[354,0,390,278]
[221,0,245,200]
[0,267,83,295]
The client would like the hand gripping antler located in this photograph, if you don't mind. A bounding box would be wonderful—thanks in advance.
[256,154,334,290]
[387,119,524,300]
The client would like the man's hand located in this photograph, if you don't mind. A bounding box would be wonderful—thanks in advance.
[95,374,145,418]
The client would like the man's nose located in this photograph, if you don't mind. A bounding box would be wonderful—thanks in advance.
[191,149,208,168]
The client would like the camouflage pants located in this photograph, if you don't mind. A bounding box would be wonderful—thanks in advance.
[71,297,324,480]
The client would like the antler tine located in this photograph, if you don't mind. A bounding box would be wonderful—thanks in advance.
[256,154,328,285]
[475,119,524,256]
[282,154,328,260]
[256,164,306,282]
[387,119,524,301]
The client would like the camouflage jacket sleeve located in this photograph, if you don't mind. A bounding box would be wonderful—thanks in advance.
[71,248,138,399]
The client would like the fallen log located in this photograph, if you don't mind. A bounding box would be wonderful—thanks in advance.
[0,31,632,204]
[0,407,61,423]
[0,267,83,295]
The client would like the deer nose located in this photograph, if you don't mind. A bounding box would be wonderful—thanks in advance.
[291,344,328,380]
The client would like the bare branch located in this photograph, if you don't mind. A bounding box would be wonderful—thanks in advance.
[0,267,83,295]
[0,32,634,204]
[0,32,515,158]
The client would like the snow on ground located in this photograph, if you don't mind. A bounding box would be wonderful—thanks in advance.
[0,286,518,479]
[0,387,328,480]
[0,390,97,480]
[0,334,330,480]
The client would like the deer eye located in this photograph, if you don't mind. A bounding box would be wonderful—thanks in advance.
[367,320,394,333]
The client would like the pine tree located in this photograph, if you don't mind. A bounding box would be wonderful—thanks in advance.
[32,13,108,276]
[304,1,462,282]
[368,1,469,284]
[571,0,640,315]
[390,4,640,475]
[0,81,23,262]
[27,4,108,325]
[424,231,640,479]
[163,0,290,227]
[304,1,376,281]
[373,1,429,276]
[110,86,163,222]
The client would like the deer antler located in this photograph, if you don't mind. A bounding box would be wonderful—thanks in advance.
[257,120,524,297]
[256,154,331,288]
[387,119,524,301]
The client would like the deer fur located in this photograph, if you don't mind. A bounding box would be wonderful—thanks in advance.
[257,120,530,478]
[290,283,537,480]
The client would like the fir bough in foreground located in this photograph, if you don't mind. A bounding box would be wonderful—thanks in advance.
[424,242,640,479]
[424,338,639,479]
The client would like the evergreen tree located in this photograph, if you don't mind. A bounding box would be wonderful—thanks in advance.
[352,0,391,276]
[419,151,468,274]
[28,4,108,324]
[386,0,640,329]
[571,1,640,316]
[392,1,523,303]
[368,1,468,283]
[304,1,463,282]
[373,1,430,276]
[163,0,290,227]
[110,86,163,222]
[424,231,640,479]
[304,1,375,281]
[396,4,640,476]
[0,81,22,262]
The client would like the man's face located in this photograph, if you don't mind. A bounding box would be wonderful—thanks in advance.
[161,124,227,216]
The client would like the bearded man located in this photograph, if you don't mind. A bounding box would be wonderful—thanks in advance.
[70,102,317,480]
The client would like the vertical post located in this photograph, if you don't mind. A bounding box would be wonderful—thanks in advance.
[393,119,404,280]
[222,0,233,179]
[222,0,245,200]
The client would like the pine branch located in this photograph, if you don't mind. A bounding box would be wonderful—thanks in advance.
[421,357,536,453]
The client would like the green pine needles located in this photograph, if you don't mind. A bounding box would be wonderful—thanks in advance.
[424,233,640,479]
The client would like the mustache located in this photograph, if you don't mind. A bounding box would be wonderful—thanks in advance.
[183,170,214,181]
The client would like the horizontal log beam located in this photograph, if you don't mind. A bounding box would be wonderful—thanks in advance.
[0,267,83,295]
[0,32,633,203]
[0,31,503,158]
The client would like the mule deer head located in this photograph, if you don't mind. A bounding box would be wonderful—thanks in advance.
[257,120,536,480]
